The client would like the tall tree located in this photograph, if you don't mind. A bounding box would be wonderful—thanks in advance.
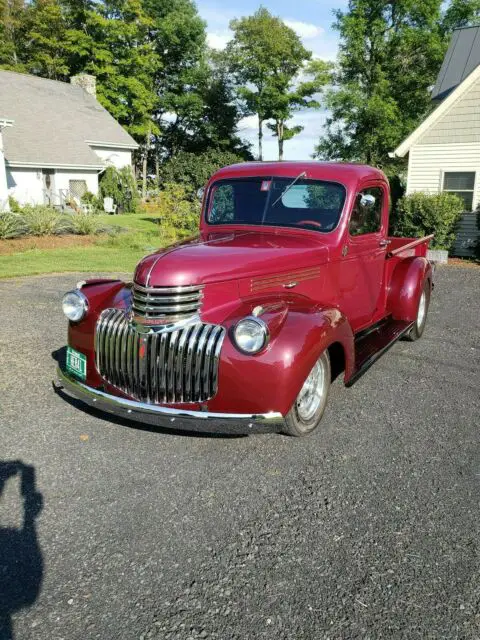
[0,0,26,71]
[227,8,314,161]
[265,59,333,160]
[316,0,480,168]
[23,0,69,79]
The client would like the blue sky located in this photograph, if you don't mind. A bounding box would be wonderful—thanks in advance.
[196,0,349,159]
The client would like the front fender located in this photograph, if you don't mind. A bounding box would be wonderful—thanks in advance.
[387,257,433,322]
[207,305,354,417]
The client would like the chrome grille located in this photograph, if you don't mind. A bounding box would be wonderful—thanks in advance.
[95,309,225,403]
[131,282,203,324]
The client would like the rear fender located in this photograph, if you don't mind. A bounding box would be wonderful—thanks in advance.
[387,257,433,322]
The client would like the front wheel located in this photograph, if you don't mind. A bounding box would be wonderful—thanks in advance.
[405,280,430,342]
[283,351,331,437]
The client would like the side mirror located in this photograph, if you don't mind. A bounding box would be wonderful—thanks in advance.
[197,187,205,201]
[359,193,376,209]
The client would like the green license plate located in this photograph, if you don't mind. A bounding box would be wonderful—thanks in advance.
[66,347,87,381]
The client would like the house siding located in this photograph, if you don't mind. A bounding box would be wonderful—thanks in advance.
[7,167,99,205]
[418,74,480,144]
[91,147,133,169]
[406,143,480,210]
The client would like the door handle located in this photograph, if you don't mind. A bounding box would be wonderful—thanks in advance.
[379,239,390,248]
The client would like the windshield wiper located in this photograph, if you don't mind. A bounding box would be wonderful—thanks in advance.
[271,171,307,208]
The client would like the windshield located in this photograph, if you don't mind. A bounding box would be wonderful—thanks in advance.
[205,177,346,232]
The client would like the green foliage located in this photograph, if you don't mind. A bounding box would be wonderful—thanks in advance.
[151,183,200,239]
[0,0,28,72]
[316,0,480,168]
[8,195,22,212]
[161,149,245,194]
[99,167,139,213]
[392,192,465,250]
[21,204,70,236]
[227,7,319,160]
[0,211,27,238]
[69,212,100,235]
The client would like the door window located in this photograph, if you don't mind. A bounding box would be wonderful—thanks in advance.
[349,187,383,236]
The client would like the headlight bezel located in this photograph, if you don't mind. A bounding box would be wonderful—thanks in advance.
[62,290,88,322]
[233,316,269,355]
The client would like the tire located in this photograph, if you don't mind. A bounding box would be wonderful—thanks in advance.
[283,350,331,437]
[405,280,430,342]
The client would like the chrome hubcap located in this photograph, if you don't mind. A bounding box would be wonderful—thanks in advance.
[417,291,426,329]
[296,359,326,422]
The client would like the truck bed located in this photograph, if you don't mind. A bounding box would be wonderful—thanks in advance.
[387,235,434,259]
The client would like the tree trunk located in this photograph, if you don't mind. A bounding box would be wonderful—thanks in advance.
[277,121,284,161]
[258,116,263,161]
[155,155,160,187]
[142,126,150,200]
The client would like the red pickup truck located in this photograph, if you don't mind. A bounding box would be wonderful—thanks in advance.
[56,162,433,436]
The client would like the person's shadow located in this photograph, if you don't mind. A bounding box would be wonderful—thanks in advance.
[0,462,43,640]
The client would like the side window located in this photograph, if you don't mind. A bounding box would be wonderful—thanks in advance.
[349,187,383,236]
[209,184,235,223]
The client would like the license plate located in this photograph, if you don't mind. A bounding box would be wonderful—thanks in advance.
[66,347,87,381]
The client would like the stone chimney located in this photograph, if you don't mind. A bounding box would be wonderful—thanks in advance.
[70,74,96,98]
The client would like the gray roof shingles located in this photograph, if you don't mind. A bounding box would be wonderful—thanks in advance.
[0,70,138,168]
[432,25,480,101]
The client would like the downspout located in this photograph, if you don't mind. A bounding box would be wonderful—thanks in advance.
[0,119,14,212]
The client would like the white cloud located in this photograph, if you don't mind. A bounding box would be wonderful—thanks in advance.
[283,20,324,40]
[206,31,231,50]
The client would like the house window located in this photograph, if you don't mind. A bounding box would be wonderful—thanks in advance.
[443,172,475,211]
[69,179,88,202]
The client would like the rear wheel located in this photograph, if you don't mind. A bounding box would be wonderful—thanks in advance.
[405,280,430,341]
[283,351,331,437]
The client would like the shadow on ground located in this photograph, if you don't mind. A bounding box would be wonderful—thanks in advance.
[0,462,43,640]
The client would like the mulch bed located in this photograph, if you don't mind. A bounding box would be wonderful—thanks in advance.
[0,234,96,255]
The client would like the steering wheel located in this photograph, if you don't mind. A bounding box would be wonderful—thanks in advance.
[297,219,322,229]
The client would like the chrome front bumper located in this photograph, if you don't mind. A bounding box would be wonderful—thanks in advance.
[55,367,284,434]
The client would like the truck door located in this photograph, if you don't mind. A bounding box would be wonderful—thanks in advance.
[339,184,389,331]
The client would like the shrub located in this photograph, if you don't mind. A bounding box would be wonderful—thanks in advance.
[69,213,100,235]
[8,195,22,213]
[22,205,70,236]
[81,191,103,214]
[99,166,139,213]
[391,192,465,250]
[145,183,200,240]
[161,150,247,197]
[0,212,27,239]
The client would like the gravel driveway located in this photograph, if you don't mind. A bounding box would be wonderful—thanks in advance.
[0,267,479,640]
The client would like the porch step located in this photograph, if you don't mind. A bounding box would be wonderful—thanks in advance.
[346,318,414,387]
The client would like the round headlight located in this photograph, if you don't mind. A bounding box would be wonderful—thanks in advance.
[62,290,88,322]
[233,317,268,354]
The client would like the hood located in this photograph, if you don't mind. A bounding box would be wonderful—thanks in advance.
[134,231,330,287]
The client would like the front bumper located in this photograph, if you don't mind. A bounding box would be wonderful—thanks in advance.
[54,367,285,435]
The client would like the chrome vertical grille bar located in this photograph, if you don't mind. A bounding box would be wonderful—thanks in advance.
[94,310,225,404]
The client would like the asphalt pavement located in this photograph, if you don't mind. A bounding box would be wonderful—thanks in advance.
[0,266,479,640]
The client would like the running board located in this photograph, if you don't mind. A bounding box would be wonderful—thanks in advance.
[346,319,414,387]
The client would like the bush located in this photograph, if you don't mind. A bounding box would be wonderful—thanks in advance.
[144,183,200,241]
[22,205,70,236]
[0,212,27,239]
[391,192,465,250]
[69,213,100,235]
[161,150,246,197]
[8,196,22,213]
[81,191,103,214]
[99,166,139,213]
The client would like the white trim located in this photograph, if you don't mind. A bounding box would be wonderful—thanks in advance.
[86,139,139,150]
[0,118,14,129]
[6,161,104,170]
[390,63,480,158]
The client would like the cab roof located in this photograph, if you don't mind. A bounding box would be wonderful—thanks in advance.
[211,161,387,186]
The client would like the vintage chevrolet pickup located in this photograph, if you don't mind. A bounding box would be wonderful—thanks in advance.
[55,162,434,436]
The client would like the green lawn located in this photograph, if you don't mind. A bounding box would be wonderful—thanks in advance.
[0,213,169,279]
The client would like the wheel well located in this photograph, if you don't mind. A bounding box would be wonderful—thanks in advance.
[328,341,345,382]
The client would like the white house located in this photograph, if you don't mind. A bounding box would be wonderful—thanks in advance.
[0,71,138,210]
[391,26,480,257]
